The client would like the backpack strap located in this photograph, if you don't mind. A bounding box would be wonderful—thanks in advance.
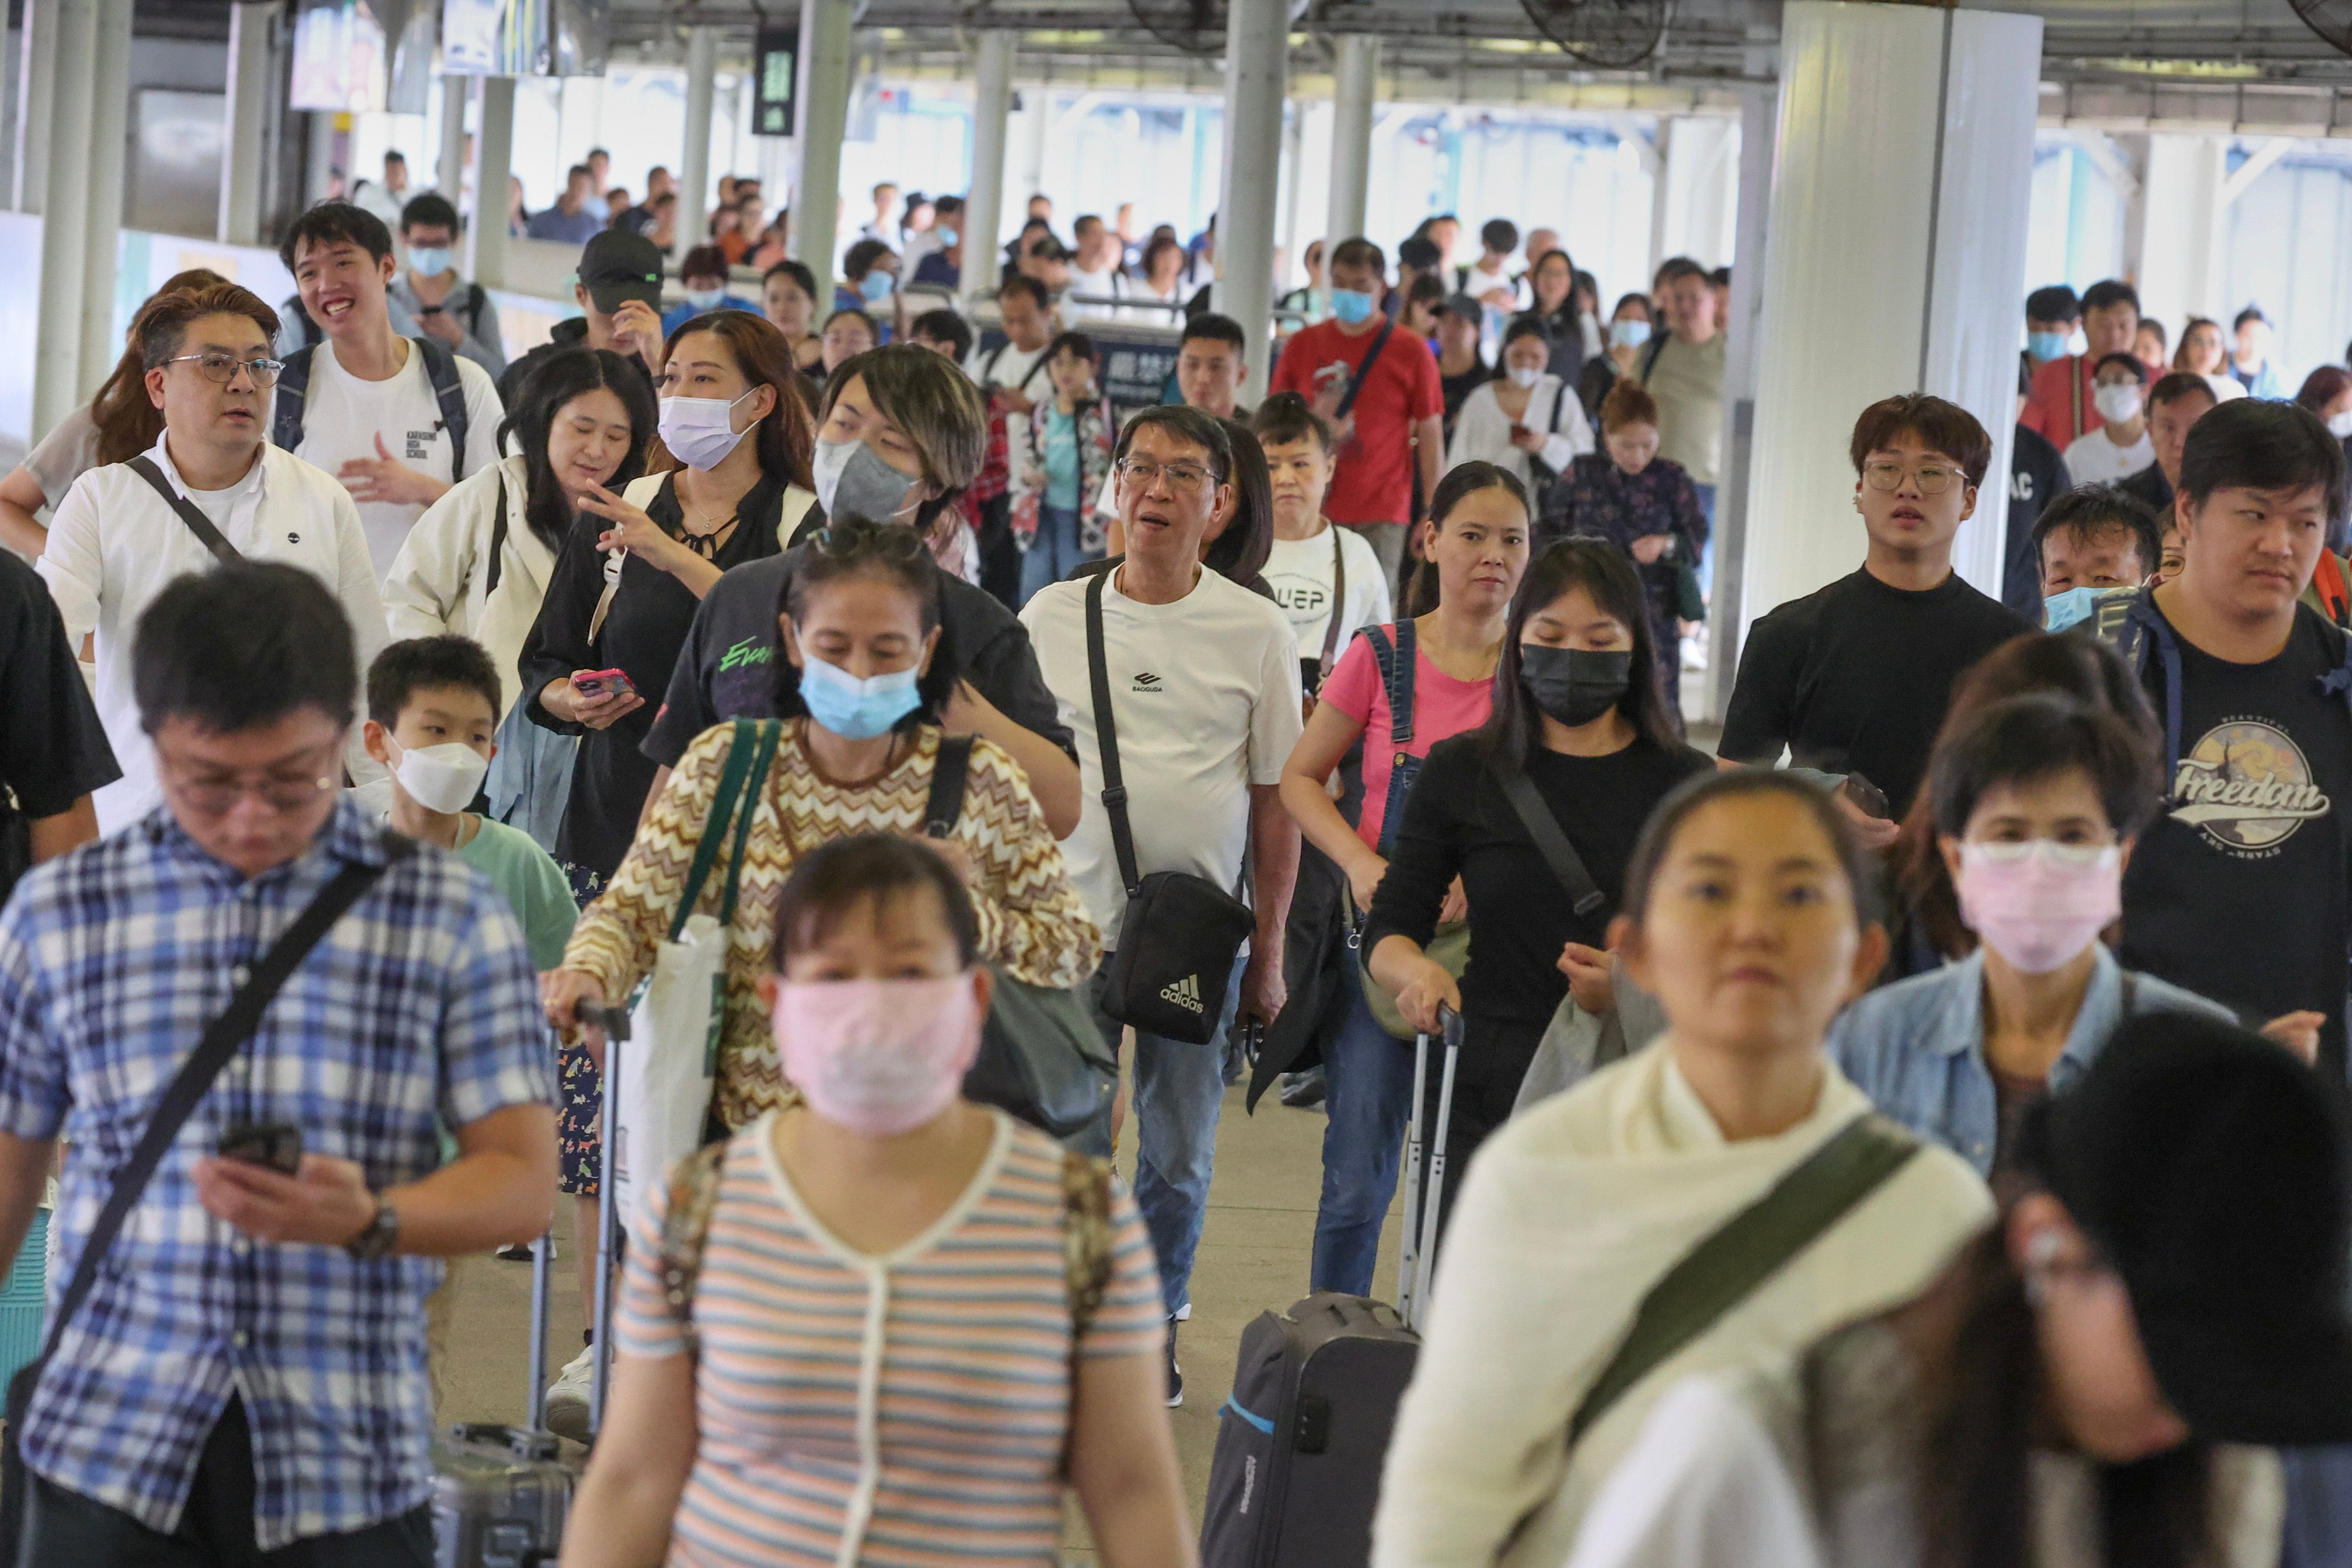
[484,475,509,597]
[413,336,472,482]
[925,733,975,839]
[1566,1115,1922,1447]
[464,282,488,337]
[2319,552,2351,629]
[271,343,316,454]
[1636,331,1670,383]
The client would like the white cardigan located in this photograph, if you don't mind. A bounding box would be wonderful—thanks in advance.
[1445,373,1593,488]
[381,455,549,722]
[1370,1044,1992,1568]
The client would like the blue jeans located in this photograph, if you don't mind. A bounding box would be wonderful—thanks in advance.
[1310,961,1417,1297]
[1083,951,1249,1318]
[1692,481,1718,600]
[1019,502,1094,606]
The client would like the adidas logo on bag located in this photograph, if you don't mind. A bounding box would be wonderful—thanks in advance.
[1160,974,1204,1014]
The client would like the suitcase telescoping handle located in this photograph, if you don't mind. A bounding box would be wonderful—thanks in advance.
[1397,1005,1463,1333]
[579,1002,631,1439]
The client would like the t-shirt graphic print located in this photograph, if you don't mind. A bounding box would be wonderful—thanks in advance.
[2170,716,2334,858]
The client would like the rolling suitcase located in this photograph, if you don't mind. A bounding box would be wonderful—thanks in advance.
[428,1231,578,1567]
[1198,1009,1461,1568]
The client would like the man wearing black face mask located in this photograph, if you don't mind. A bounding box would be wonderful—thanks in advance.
[641,347,1082,840]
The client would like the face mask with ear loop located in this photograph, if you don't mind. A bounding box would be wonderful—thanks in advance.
[812,438,925,523]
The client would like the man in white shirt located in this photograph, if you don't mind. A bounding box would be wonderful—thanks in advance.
[1256,398,1393,691]
[1067,214,1132,319]
[273,201,504,581]
[965,274,1060,605]
[859,181,901,244]
[1022,405,1302,1408]
[2062,352,2157,485]
[37,281,388,834]
[353,150,408,232]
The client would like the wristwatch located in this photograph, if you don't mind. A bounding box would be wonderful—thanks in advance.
[344,1194,400,1262]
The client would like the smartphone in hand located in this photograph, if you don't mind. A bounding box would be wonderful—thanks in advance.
[573,668,636,702]
[217,1122,303,1176]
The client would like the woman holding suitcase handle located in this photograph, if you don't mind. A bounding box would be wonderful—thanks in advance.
[561,835,1193,1568]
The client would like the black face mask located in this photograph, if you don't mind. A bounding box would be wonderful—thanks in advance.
[1520,646,1632,728]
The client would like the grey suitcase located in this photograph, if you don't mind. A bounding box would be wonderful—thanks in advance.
[428,1230,578,1566]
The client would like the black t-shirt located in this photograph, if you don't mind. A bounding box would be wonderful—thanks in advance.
[640,530,1075,770]
[1720,566,2034,817]
[1440,361,1490,434]
[1364,732,1712,1067]
[2119,462,2173,519]
[2120,600,2352,1075]
[2003,424,2071,616]
[519,472,786,878]
[0,551,118,887]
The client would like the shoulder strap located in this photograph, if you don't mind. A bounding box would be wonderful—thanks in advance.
[1319,528,1349,677]
[1083,570,1145,897]
[485,476,509,596]
[655,1138,732,1349]
[271,343,315,454]
[2319,552,2351,628]
[1364,621,1418,744]
[414,337,471,482]
[464,282,488,333]
[669,719,780,940]
[34,833,414,1373]
[2071,355,2086,444]
[1335,318,1396,420]
[1566,1115,1921,1447]
[925,733,975,838]
[1636,331,1670,383]
[125,456,242,566]
[1494,762,1605,917]
[1060,1148,1115,1340]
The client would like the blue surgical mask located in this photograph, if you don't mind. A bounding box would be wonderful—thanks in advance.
[2043,584,2137,634]
[859,271,895,304]
[1609,318,1651,350]
[685,285,725,309]
[938,226,958,246]
[2028,330,2071,362]
[797,654,922,739]
[1329,288,1376,325]
[407,246,453,278]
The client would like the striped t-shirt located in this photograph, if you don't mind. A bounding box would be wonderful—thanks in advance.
[619,1108,1165,1567]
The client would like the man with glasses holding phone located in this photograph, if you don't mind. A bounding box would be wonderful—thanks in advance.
[38,281,389,837]
[1720,395,2033,845]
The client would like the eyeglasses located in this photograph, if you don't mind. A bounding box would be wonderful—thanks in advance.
[811,523,927,562]
[161,352,285,389]
[1116,457,1221,494]
[1862,459,1963,496]
[157,747,339,816]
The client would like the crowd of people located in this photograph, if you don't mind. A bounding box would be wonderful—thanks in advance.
[0,159,2350,1568]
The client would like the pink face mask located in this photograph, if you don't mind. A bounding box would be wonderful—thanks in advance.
[1954,841,2123,975]
[770,974,983,1136]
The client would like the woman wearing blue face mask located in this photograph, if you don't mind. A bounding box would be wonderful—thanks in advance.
[835,238,903,341]
[543,517,1102,1134]
[659,244,758,338]
[1575,293,1656,439]
[520,310,817,900]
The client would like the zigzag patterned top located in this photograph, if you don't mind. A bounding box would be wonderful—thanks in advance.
[564,720,1104,1129]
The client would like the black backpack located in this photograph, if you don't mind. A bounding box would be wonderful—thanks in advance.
[271,335,471,482]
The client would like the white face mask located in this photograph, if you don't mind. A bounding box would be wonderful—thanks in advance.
[2093,383,2143,424]
[2330,410,2352,440]
[659,388,758,470]
[388,737,489,815]
[1507,364,1543,389]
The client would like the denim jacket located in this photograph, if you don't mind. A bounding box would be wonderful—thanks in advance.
[1828,946,2234,1176]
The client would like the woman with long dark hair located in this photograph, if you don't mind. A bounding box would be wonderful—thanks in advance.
[1564,1009,2342,1568]
[1364,536,1711,1221]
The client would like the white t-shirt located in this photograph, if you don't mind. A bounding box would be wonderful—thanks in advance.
[287,337,504,581]
[1262,524,1393,676]
[2063,425,2156,485]
[967,339,1055,473]
[1021,565,1303,949]
[1067,265,1131,320]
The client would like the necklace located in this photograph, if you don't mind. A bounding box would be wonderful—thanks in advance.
[677,474,743,559]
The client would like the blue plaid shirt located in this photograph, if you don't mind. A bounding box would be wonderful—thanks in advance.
[0,800,554,1547]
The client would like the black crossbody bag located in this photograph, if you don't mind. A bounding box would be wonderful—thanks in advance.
[0,836,412,1561]
[1084,570,1257,1044]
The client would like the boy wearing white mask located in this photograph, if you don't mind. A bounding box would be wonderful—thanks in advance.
[1830,691,2319,1177]
[2061,352,2157,485]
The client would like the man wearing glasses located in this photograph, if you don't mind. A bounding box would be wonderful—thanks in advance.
[1718,395,2033,845]
[1021,405,1303,1408]
[37,281,388,836]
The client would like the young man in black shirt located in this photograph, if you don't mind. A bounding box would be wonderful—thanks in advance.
[0,552,118,903]
[2119,370,2218,520]
[2004,354,2072,615]
[1720,394,2034,843]
[2117,398,2352,1075]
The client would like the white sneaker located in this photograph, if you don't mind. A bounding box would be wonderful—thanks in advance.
[1681,634,1708,673]
[543,1344,595,1440]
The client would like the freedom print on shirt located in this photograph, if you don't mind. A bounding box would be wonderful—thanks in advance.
[2169,717,2334,858]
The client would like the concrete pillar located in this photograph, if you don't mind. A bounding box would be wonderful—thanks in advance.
[1650,115,1739,274]
[14,0,56,213]
[676,25,717,267]
[466,75,514,290]
[963,31,1013,302]
[1326,33,1377,246]
[0,27,20,217]
[2136,133,2226,343]
[218,2,272,245]
[1740,1,2041,631]
[1703,68,1777,724]
[1216,0,1286,402]
[435,72,469,205]
[32,0,95,442]
[791,0,853,301]
[77,0,130,401]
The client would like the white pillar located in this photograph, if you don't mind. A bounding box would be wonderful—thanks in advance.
[676,25,717,268]
[32,0,94,442]
[791,0,853,302]
[1325,33,1377,246]
[2137,133,2226,342]
[435,72,469,204]
[1741,1,2041,630]
[77,0,129,401]
[1016,87,1048,216]
[1216,0,1285,401]
[963,31,1013,302]
[1651,115,1739,272]
[14,0,55,213]
[1703,69,1777,723]
[466,76,514,290]
[218,2,272,244]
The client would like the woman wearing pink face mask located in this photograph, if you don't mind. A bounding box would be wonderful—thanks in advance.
[1829,694,2315,1178]
[562,835,1193,1568]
